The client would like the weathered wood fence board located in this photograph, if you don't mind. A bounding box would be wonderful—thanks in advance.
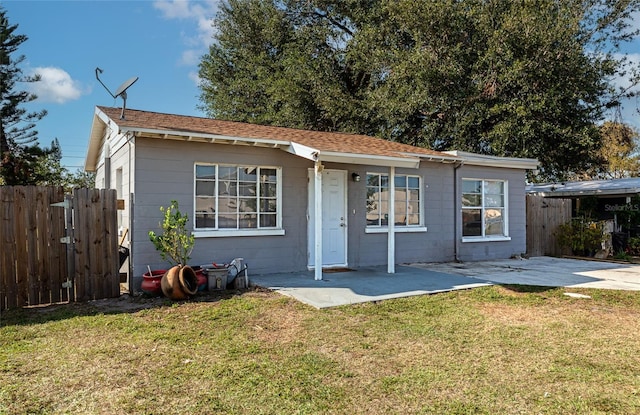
[526,195,572,257]
[1,186,67,310]
[72,188,120,302]
[1,186,119,310]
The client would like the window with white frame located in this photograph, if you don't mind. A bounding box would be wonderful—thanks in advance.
[366,173,421,227]
[195,164,280,230]
[462,179,508,238]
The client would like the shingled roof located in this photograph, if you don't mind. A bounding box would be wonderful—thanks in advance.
[86,106,538,171]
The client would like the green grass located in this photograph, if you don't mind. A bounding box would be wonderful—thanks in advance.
[2,286,640,414]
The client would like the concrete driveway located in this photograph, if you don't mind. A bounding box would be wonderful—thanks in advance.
[250,256,640,309]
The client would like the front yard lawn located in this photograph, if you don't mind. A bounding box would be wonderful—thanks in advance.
[2,285,640,414]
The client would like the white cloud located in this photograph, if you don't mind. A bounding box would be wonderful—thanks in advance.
[153,0,195,19]
[154,1,218,77]
[188,70,202,86]
[181,49,201,66]
[28,67,85,104]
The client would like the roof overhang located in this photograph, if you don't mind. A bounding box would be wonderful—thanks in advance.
[127,127,291,149]
[86,112,427,170]
[84,108,114,172]
[85,107,539,173]
[317,151,420,168]
[443,150,539,170]
[128,128,421,168]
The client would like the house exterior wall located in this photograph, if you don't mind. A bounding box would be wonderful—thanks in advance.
[93,127,134,276]
[345,162,456,267]
[115,136,530,290]
[131,137,312,288]
[108,137,133,258]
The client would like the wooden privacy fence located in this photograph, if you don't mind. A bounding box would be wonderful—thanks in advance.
[526,195,572,257]
[1,186,120,310]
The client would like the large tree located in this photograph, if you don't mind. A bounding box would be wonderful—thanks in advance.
[199,0,640,181]
[0,6,48,185]
[589,120,640,179]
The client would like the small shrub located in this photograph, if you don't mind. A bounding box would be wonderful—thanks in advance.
[613,250,631,261]
[556,218,606,256]
[627,236,640,256]
[148,200,195,266]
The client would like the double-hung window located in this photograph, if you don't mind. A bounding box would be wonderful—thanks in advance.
[366,173,423,231]
[194,164,282,236]
[462,179,509,240]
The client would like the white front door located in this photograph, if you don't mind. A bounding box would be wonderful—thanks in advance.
[308,169,348,268]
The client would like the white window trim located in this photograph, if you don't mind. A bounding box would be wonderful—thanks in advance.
[365,226,427,234]
[461,178,509,242]
[365,172,425,230]
[193,163,284,236]
[194,229,285,238]
[462,235,511,243]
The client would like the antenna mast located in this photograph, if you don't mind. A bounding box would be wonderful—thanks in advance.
[95,67,139,119]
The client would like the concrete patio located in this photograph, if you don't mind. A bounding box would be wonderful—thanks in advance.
[249,256,640,308]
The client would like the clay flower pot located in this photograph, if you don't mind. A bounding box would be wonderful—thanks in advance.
[141,269,166,296]
[161,265,199,300]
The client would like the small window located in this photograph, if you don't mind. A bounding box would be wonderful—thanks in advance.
[366,173,422,227]
[195,164,281,231]
[462,179,507,238]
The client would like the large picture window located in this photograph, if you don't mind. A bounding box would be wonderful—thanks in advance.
[195,164,280,231]
[462,179,508,238]
[366,173,421,227]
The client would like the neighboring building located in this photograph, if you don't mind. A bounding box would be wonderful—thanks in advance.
[85,106,539,291]
[527,177,640,200]
[528,177,640,240]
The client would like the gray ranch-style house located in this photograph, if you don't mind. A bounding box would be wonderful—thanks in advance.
[85,106,539,291]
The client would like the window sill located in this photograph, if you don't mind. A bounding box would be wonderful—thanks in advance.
[462,236,511,243]
[365,226,427,234]
[194,229,285,238]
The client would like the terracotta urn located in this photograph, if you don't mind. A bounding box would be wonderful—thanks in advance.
[161,265,198,300]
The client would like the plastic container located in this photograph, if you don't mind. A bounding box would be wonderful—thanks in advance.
[207,267,228,290]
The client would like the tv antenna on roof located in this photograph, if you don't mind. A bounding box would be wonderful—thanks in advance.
[95,67,138,120]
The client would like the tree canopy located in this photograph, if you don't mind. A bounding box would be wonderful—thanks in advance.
[198,0,640,181]
[0,6,50,185]
[590,120,640,179]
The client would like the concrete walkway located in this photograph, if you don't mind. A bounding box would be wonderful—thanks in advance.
[414,256,640,290]
[250,256,640,308]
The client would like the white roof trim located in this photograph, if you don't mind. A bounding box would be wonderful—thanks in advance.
[286,142,319,161]
[124,126,290,148]
[403,152,460,163]
[318,151,421,169]
[443,150,539,170]
[85,108,114,171]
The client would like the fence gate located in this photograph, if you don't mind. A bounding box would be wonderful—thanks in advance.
[1,186,119,310]
[526,195,572,257]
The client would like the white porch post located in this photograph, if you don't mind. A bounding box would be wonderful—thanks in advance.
[388,166,395,273]
[314,161,323,281]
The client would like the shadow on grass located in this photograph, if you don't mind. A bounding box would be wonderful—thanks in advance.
[499,284,559,294]
[0,288,252,327]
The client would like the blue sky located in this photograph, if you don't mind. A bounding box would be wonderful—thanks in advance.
[2,0,640,171]
[3,0,219,170]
